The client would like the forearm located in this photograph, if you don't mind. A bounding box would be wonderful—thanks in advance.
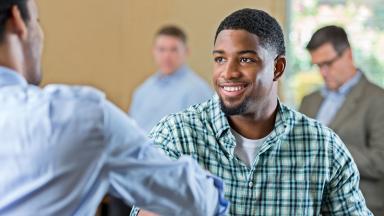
[110,144,228,216]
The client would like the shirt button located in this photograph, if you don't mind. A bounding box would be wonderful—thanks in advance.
[248,181,253,188]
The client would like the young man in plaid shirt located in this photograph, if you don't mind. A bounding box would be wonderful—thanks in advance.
[134,8,372,216]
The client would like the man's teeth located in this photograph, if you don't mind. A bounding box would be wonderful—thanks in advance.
[223,86,244,92]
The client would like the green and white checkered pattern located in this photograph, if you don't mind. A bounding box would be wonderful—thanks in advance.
[143,95,371,215]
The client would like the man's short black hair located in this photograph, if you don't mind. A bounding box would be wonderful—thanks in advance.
[0,0,30,42]
[155,25,187,44]
[214,8,286,56]
[306,25,350,55]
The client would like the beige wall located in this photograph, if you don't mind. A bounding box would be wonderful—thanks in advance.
[39,0,286,110]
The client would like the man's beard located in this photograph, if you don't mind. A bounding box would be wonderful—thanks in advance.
[219,95,251,116]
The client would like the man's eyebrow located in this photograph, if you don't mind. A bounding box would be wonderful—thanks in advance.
[212,50,258,55]
[212,50,224,54]
[238,50,257,55]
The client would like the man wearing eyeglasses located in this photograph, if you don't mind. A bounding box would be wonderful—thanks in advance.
[299,25,384,216]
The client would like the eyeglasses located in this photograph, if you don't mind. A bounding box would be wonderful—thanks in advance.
[313,50,346,69]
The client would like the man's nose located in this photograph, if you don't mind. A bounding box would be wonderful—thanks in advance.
[222,61,241,80]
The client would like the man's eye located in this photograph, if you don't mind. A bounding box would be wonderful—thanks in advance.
[240,57,254,63]
[214,57,225,63]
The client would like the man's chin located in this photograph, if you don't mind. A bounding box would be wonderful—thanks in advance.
[219,92,242,102]
[326,84,338,91]
[219,98,248,116]
[160,66,179,75]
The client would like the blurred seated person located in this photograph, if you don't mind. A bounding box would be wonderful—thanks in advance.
[129,25,213,132]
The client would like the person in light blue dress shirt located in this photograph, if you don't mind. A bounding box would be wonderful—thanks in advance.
[0,1,228,215]
[129,25,213,132]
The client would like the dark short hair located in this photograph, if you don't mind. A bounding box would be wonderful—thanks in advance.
[214,8,286,56]
[155,25,187,44]
[0,0,30,42]
[306,25,350,54]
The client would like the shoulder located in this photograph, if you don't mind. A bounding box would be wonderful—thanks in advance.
[184,69,211,89]
[283,104,334,138]
[149,97,218,157]
[43,84,106,104]
[357,77,384,111]
[302,89,322,102]
[299,89,322,114]
[363,78,384,97]
[132,74,158,96]
[285,104,350,159]
[150,97,215,135]
[361,79,384,120]
[42,85,108,124]
[1,83,107,119]
[282,104,345,159]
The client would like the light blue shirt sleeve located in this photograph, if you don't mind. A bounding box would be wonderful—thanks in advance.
[0,67,228,216]
[103,100,229,216]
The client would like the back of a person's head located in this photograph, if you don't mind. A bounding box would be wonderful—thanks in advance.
[306,25,350,54]
[0,0,30,43]
[214,8,286,56]
[155,25,187,44]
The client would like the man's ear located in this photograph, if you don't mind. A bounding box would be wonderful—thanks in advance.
[273,55,286,81]
[8,5,28,41]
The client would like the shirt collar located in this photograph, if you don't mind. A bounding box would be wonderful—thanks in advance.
[211,94,230,139]
[0,66,28,88]
[154,64,189,82]
[321,69,362,97]
[210,95,291,157]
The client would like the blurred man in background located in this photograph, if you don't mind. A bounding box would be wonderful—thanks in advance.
[129,25,213,132]
[0,0,228,215]
[300,25,384,215]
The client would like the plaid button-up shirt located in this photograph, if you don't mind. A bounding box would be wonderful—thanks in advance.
[143,95,371,215]
[132,96,372,216]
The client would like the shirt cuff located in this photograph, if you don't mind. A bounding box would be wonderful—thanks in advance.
[129,175,229,216]
[208,174,230,216]
[129,206,139,216]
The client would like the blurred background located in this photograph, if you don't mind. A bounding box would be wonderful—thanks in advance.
[37,0,383,110]
[39,0,384,110]
[37,0,285,110]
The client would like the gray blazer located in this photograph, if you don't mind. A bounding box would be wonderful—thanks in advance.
[299,75,384,215]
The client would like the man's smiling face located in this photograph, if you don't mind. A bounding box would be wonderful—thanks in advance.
[212,29,276,116]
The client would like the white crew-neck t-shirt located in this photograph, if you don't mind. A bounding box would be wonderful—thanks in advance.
[231,128,270,167]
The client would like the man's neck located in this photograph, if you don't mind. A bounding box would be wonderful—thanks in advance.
[0,41,23,76]
[228,101,278,140]
[159,65,186,77]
